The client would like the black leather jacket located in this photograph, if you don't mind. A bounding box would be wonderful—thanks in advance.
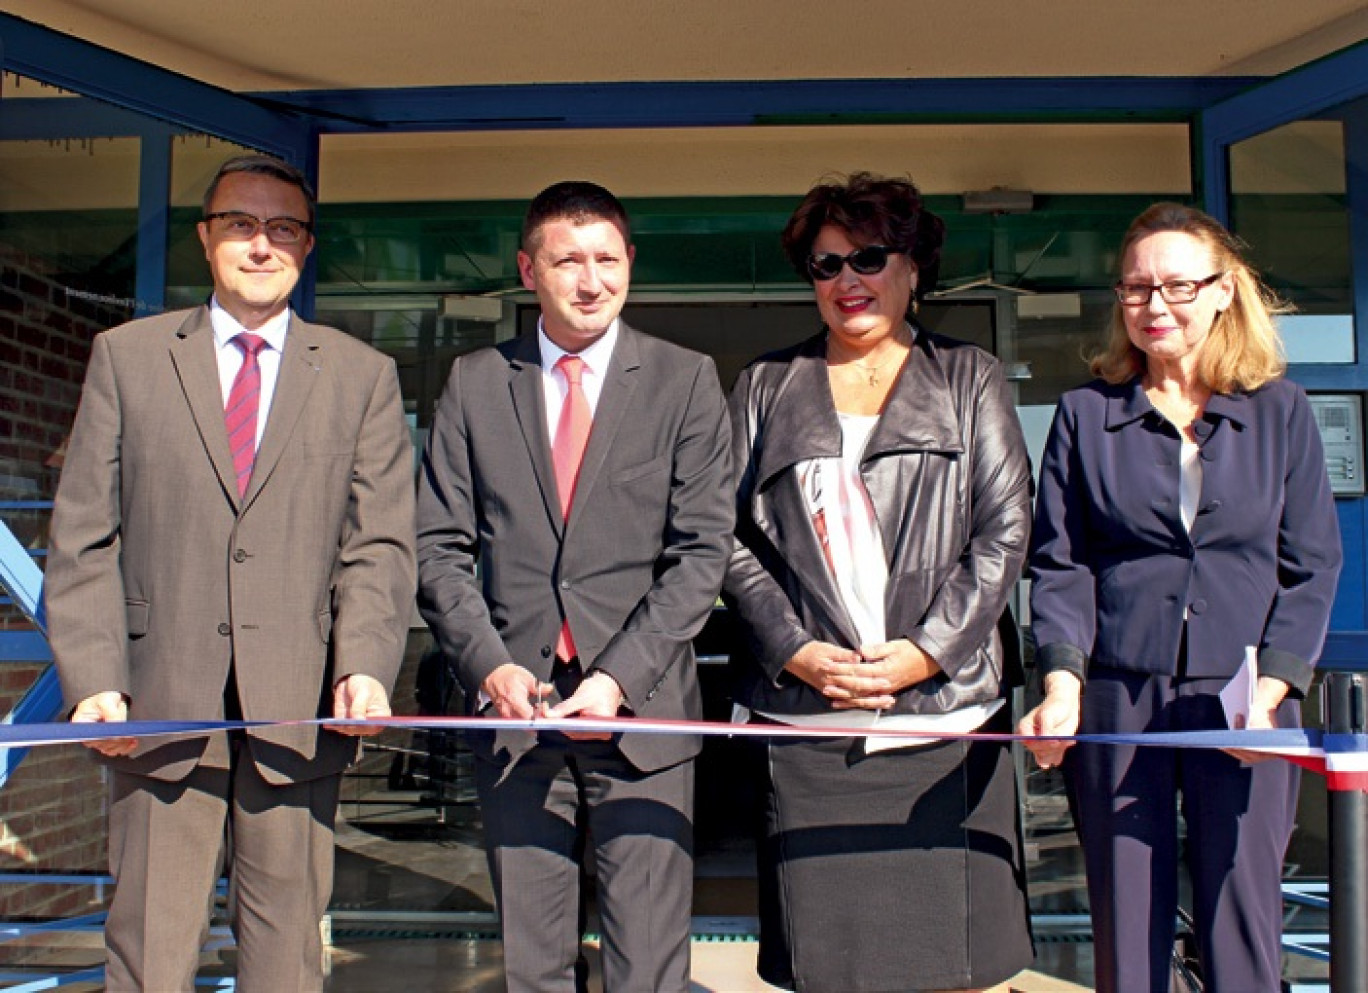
[723,326,1031,716]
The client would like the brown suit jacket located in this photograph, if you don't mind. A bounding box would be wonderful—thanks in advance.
[417,325,733,772]
[46,306,417,785]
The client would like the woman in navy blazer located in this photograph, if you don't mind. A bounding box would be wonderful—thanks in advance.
[1020,203,1341,992]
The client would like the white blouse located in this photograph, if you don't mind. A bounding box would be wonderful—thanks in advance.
[798,412,886,647]
[1180,435,1202,534]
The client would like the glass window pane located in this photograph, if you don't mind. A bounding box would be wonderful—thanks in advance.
[0,72,143,938]
[1230,120,1353,362]
[167,136,260,309]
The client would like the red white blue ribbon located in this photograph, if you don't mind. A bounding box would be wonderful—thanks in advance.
[3,715,1365,791]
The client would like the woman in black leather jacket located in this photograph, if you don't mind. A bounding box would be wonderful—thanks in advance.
[724,172,1034,993]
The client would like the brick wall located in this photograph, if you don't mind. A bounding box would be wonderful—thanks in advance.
[0,244,128,507]
[0,246,127,922]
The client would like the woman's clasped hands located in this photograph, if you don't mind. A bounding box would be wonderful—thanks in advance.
[785,639,940,710]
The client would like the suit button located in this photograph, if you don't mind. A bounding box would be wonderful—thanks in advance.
[1190,599,1208,614]
[541,646,553,658]
[560,580,570,589]
[233,549,247,562]
[217,622,231,636]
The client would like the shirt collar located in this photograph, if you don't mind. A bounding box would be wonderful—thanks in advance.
[1105,374,1251,431]
[209,297,290,354]
[537,317,619,378]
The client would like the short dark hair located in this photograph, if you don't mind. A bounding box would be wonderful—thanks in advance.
[781,172,944,299]
[201,154,317,226]
[521,181,631,251]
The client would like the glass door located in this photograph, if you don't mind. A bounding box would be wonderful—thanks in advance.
[1200,41,1368,988]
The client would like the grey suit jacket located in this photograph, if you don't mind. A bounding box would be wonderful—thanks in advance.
[417,325,733,773]
[46,306,417,785]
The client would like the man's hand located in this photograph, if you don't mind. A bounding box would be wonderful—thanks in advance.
[70,691,137,757]
[332,674,392,737]
[482,664,551,720]
[542,671,623,740]
[1018,672,1083,769]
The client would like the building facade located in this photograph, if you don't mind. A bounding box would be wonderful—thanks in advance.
[0,8,1365,972]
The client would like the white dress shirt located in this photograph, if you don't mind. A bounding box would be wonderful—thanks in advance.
[537,318,619,438]
[209,298,290,451]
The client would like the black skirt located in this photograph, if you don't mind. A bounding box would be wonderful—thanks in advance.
[755,712,1034,992]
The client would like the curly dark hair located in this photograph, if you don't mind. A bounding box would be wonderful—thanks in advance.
[781,172,944,299]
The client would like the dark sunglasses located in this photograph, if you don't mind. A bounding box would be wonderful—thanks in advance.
[806,245,898,281]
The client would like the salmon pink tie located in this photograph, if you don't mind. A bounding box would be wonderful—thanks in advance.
[552,354,592,659]
[552,355,592,517]
[225,333,267,497]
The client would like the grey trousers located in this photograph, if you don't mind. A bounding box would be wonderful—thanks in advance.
[475,735,695,993]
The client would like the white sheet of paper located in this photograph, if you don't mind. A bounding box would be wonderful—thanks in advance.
[861,699,1005,754]
[750,698,1005,754]
[1220,646,1259,729]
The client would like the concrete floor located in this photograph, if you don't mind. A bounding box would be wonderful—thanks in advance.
[318,780,1097,991]
[320,936,1095,992]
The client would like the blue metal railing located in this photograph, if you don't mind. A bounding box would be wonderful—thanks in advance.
[0,509,46,630]
[0,509,63,793]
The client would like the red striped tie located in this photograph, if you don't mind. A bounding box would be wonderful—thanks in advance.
[225,333,267,497]
[551,354,592,661]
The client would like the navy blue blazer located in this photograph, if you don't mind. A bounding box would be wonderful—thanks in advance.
[1029,376,1341,696]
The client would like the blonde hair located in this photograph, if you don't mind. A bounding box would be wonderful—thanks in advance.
[1090,202,1289,393]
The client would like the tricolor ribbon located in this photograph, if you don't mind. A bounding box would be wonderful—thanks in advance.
[2,715,1365,791]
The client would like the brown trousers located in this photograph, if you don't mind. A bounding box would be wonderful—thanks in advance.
[105,738,341,992]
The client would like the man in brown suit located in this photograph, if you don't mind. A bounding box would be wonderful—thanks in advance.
[45,155,416,992]
[418,182,732,991]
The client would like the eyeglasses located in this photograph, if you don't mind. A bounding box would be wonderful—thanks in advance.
[1114,272,1223,306]
[204,211,312,246]
[806,245,898,282]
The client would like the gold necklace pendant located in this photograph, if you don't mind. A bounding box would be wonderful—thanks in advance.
[829,327,911,387]
[847,356,885,386]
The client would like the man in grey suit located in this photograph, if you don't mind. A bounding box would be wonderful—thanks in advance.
[45,155,416,992]
[418,182,732,992]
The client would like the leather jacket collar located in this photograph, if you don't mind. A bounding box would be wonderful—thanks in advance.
[754,323,965,491]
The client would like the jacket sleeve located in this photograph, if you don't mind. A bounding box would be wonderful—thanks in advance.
[1257,386,1342,696]
[329,356,418,693]
[907,356,1032,677]
[1027,396,1094,684]
[416,357,518,698]
[45,331,131,711]
[590,356,735,709]
[721,365,820,682]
